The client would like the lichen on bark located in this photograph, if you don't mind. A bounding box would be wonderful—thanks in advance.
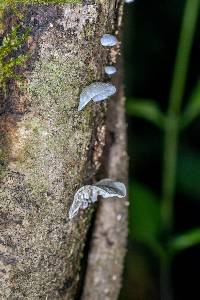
[0,1,123,299]
[0,0,81,7]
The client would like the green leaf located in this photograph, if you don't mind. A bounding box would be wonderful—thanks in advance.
[129,181,161,242]
[126,98,165,129]
[169,228,200,254]
[181,81,200,128]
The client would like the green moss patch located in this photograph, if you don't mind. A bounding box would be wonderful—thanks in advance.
[0,25,29,93]
[0,0,82,6]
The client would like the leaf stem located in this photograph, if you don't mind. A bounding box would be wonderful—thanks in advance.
[160,255,173,300]
[160,1,199,299]
[168,0,200,116]
[161,0,200,234]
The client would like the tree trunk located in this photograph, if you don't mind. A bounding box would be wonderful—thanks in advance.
[0,1,127,299]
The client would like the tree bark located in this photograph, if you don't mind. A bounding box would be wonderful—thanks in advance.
[82,57,128,300]
[0,1,127,299]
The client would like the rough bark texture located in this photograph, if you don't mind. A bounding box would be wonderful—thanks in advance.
[0,1,126,299]
[81,31,128,300]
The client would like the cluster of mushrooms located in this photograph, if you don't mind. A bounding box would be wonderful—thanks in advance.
[78,34,118,111]
[69,0,135,219]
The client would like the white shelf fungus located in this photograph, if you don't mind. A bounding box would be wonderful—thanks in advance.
[125,0,135,3]
[78,82,116,111]
[100,34,118,47]
[104,66,117,76]
[69,179,127,220]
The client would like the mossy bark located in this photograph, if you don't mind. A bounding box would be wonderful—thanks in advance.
[0,1,125,299]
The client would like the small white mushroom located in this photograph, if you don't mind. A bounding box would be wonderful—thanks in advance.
[69,179,126,219]
[125,0,135,3]
[78,82,116,111]
[100,34,118,47]
[104,66,117,76]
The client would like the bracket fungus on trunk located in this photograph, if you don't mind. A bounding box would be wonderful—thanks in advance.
[69,179,127,220]
[78,82,116,111]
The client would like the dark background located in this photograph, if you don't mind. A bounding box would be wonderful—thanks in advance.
[120,1,200,299]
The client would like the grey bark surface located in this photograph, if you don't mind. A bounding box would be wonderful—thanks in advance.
[81,38,128,300]
[0,1,127,299]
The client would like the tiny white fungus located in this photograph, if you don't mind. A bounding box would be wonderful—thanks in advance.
[112,275,117,281]
[78,82,116,111]
[69,179,126,219]
[104,66,117,76]
[117,214,122,221]
[100,34,118,47]
[125,0,135,3]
